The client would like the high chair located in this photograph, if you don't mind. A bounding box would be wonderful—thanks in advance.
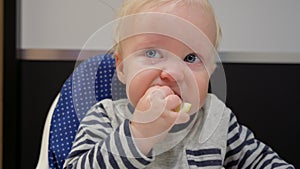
[35,53,126,169]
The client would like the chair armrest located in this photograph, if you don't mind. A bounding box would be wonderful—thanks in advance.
[35,94,60,169]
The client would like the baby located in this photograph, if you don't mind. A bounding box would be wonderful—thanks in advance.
[63,0,294,168]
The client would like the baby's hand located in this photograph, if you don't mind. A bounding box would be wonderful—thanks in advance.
[130,86,190,154]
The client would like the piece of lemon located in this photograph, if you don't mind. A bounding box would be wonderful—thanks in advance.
[174,102,192,113]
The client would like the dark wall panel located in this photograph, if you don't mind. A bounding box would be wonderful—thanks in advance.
[19,61,75,169]
[222,63,300,167]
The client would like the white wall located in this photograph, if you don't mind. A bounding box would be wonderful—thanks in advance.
[210,0,300,53]
[21,0,300,53]
[20,0,121,50]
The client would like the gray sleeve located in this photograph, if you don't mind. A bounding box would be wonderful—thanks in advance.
[224,112,295,169]
[63,103,153,169]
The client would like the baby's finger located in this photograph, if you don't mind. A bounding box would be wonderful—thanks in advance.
[162,110,189,128]
[132,86,172,124]
[148,86,174,101]
[175,111,190,124]
[164,94,182,111]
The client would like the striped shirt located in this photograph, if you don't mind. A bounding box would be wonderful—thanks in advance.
[63,94,294,169]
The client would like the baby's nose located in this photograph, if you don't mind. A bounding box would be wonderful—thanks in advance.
[158,56,187,83]
[160,69,184,83]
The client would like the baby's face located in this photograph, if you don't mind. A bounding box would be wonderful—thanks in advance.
[116,3,217,113]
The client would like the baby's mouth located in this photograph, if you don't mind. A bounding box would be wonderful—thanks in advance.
[151,85,183,100]
[172,88,183,100]
[174,91,182,99]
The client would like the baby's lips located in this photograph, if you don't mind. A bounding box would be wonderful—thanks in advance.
[174,102,192,113]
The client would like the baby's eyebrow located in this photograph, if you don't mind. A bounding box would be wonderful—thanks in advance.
[138,37,161,46]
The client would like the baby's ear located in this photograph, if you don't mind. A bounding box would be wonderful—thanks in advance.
[115,52,126,84]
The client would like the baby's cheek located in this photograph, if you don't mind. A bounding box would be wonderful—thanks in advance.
[126,69,161,106]
[186,73,209,112]
[126,81,144,106]
[198,78,209,105]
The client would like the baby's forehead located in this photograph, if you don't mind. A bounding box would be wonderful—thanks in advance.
[129,3,217,48]
[126,34,193,52]
[119,12,216,51]
[115,0,220,54]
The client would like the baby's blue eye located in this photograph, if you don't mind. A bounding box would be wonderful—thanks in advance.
[184,53,201,63]
[145,49,161,58]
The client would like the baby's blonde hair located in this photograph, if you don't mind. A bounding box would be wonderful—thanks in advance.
[113,0,222,54]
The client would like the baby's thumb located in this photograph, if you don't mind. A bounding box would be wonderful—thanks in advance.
[175,112,190,124]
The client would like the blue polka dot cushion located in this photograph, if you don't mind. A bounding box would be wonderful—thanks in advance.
[48,53,126,169]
